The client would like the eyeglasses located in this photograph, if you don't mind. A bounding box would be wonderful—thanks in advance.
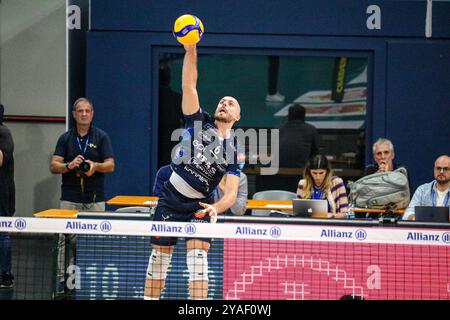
[75,109,92,114]
[434,167,450,173]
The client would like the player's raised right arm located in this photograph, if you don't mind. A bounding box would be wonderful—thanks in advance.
[181,45,200,115]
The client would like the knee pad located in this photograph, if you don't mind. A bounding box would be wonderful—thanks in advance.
[146,250,172,280]
[187,249,209,281]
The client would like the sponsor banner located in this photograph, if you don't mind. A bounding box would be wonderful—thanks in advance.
[331,57,348,103]
[75,236,224,300]
[223,239,450,300]
[303,120,365,129]
[1,217,450,246]
[295,87,367,104]
[274,86,367,129]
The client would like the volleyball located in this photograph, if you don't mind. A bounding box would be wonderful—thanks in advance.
[173,14,204,45]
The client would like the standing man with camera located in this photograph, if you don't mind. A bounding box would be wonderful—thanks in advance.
[50,97,114,295]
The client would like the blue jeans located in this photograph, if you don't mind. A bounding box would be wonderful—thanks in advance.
[0,206,12,273]
[0,232,11,273]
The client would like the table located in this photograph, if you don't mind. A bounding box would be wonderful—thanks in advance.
[107,195,294,210]
[38,197,404,220]
[353,208,405,215]
[34,209,78,218]
[107,195,159,207]
[108,195,403,213]
[107,196,331,218]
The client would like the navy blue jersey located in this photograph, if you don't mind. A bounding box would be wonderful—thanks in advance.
[171,108,242,196]
[152,164,172,197]
[54,126,114,202]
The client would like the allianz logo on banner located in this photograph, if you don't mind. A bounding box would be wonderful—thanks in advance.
[185,224,196,235]
[65,221,112,233]
[151,223,183,233]
[15,218,27,230]
[407,231,450,244]
[235,226,282,238]
[0,221,12,229]
[443,233,450,244]
[0,218,27,230]
[320,228,367,241]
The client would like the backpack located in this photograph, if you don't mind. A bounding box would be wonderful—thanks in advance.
[348,167,410,209]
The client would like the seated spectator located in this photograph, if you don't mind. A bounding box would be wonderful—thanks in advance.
[359,138,410,219]
[402,155,450,220]
[152,164,248,215]
[296,154,348,218]
[364,138,405,175]
[279,104,319,168]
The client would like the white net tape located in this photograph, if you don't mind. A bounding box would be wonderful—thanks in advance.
[1,215,450,246]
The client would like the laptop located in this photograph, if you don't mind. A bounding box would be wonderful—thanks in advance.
[414,206,449,223]
[292,199,328,217]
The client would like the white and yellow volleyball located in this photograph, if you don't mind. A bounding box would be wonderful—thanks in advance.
[173,14,204,45]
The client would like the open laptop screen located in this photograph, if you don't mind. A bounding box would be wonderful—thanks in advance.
[414,206,449,223]
[292,199,328,217]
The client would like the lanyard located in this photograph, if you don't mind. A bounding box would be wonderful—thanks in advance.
[76,135,90,193]
[312,186,332,212]
[431,181,450,207]
[76,136,89,157]
[312,186,323,200]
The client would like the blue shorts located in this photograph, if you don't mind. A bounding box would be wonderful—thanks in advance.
[151,181,214,246]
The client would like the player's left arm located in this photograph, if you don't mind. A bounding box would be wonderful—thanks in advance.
[199,173,239,216]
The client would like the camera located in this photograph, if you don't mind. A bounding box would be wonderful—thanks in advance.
[77,161,91,176]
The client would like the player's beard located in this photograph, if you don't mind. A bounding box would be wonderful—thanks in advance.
[214,111,233,123]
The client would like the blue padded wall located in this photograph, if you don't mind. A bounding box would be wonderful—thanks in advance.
[86,0,450,198]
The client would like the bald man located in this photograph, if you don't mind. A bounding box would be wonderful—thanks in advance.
[402,155,450,220]
[144,45,243,300]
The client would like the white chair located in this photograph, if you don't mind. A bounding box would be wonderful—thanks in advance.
[252,190,297,216]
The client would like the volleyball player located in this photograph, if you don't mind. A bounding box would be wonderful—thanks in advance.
[144,44,243,300]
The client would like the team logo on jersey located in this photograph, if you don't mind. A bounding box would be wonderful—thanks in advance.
[194,210,207,219]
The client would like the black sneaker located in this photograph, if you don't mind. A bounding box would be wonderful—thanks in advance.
[0,272,14,289]
[57,281,65,295]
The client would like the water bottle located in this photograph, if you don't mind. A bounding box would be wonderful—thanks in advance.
[347,201,355,219]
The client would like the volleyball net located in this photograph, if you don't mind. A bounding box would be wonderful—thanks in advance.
[1,214,450,300]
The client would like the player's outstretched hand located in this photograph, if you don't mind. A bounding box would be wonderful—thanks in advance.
[199,202,218,224]
[184,44,196,53]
